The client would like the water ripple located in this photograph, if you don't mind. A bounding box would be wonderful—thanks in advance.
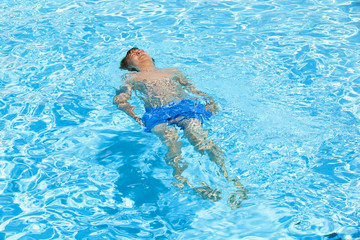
[1,0,360,239]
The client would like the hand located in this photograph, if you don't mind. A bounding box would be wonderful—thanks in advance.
[205,100,219,114]
[135,117,145,126]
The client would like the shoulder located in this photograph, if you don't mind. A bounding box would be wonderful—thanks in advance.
[122,72,139,85]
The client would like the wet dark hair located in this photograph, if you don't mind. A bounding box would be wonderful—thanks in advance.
[120,47,155,72]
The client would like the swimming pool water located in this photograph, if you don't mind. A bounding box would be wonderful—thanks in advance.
[1,0,360,239]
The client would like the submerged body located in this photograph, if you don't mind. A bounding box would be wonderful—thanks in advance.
[114,48,247,207]
[124,68,189,108]
[115,66,218,123]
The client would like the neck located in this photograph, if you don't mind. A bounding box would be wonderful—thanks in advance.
[137,62,156,72]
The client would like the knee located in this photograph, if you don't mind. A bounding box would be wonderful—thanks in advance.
[191,138,208,155]
[194,139,224,158]
[167,132,180,145]
[185,127,208,142]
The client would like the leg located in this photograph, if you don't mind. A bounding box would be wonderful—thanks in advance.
[178,118,248,206]
[152,123,189,190]
[178,118,230,181]
[152,122,221,201]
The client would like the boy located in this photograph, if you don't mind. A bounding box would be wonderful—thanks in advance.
[114,48,247,206]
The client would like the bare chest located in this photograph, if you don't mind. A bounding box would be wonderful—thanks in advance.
[133,71,178,91]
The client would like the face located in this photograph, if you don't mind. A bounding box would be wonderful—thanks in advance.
[126,48,152,68]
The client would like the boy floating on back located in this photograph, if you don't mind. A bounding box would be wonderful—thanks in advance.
[114,48,247,208]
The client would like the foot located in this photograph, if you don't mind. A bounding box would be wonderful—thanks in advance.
[232,178,249,199]
[193,183,222,202]
[228,193,244,209]
[227,178,249,209]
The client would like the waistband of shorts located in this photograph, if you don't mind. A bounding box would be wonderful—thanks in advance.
[145,99,194,112]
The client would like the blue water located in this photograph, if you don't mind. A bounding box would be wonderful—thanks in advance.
[1,0,360,239]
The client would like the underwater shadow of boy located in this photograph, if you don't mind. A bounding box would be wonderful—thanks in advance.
[114,48,248,208]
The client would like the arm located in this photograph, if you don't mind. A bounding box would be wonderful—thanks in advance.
[174,69,219,113]
[113,81,144,126]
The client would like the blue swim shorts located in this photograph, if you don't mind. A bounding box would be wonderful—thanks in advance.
[142,100,212,132]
